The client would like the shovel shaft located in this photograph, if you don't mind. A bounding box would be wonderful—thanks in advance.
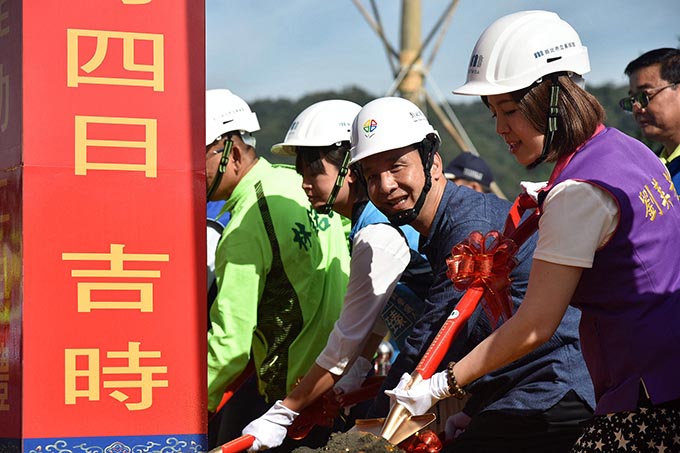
[415,286,485,379]
[377,286,484,444]
[210,434,255,453]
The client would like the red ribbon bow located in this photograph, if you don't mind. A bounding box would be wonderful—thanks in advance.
[400,430,443,452]
[445,230,519,328]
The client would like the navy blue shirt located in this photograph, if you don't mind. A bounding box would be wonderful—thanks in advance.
[373,182,595,417]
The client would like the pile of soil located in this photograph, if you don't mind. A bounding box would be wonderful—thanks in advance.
[293,431,398,452]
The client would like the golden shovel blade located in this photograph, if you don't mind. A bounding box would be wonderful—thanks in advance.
[349,412,437,446]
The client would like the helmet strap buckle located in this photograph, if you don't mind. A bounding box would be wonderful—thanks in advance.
[528,77,560,170]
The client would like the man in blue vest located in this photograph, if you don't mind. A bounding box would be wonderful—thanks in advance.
[350,96,595,452]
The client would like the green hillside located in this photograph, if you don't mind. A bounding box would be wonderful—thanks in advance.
[250,83,651,198]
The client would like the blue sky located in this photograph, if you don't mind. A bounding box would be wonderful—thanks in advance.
[206,0,680,103]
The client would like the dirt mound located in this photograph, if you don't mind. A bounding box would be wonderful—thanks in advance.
[292,431,398,452]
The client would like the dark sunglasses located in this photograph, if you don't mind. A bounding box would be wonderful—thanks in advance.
[619,82,678,112]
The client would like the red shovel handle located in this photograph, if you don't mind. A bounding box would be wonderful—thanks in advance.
[211,434,255,453]
[415,286,484,379]
[413,205,538,380]
[211,360,256,421]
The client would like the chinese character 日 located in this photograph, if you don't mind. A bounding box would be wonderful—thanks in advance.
[74,115,158,177]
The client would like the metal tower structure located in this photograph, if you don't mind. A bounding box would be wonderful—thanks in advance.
[351,0,506,198]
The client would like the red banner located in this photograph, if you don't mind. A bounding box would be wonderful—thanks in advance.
[3,0,206,449]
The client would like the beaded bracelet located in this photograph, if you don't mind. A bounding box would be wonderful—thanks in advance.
[446,361,468,400]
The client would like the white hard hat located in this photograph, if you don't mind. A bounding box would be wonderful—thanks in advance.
[350,97,437,164]
[271,100,361,156]
[453,10,590,96]
[205,89,260,146]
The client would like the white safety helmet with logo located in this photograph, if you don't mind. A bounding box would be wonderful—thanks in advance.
[453,10,590,96]
[350,97,440,225]
[205,89,260,147]
[271,99,361,156]
[453,10,590,168]
[350,97,437,164]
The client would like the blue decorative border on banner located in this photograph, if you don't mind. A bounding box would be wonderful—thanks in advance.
[23,434,207,453]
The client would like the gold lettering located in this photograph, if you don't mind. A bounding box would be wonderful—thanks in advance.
[62,244,169,312]
[383,310,407,332]
[639,185,662,221]
[65,348,101,404]
[0,347,8,410]
[67,29,164,91]
[663,171,679,201]
[74,115,157,177]
[0,0,8,38]
[652,178,673,211]
[0,179,7,225]
[102,341,168,411]
[0,382,8,411]
[64,342,168,411]
[0,64,9,132]
[1,251,8,309]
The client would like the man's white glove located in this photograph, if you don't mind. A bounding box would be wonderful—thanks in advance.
[384,371,450,416]
[242,400,298,451]
[445,411,472,441]
[334,356,373,395]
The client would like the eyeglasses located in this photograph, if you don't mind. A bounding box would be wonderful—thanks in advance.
[619,82,678,112]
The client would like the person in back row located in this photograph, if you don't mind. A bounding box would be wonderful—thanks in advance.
[622,47,680,189]
[352,96,595,452]
[241,99,432,451]
[390,10,680,452]
[204,89,350,448]
[443,152,495,194]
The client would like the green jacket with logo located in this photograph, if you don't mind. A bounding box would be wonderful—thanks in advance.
[207,158,350,411]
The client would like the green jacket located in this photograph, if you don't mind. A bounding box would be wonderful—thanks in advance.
[207,158,350,411]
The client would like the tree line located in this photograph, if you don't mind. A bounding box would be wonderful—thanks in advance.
[250,84,648,198]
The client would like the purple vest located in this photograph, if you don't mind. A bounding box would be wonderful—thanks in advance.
[545,127,680,415]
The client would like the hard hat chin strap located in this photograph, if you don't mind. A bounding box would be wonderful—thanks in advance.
[316,144,351,215]
[527,77,560,170]
[206,137,233,199]
[387,134,439,226]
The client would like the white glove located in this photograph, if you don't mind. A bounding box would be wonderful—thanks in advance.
[445,411,471,441]
[242,400,298,451]
[334,356,373,395]
[384,371,450,416]
[519,180,548,201]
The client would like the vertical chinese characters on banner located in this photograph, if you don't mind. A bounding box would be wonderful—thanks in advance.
[63,1,170,415]
[62,244,170,410]
[19,0,206,449]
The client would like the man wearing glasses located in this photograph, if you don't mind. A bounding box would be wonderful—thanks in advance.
[622,48,680,188]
